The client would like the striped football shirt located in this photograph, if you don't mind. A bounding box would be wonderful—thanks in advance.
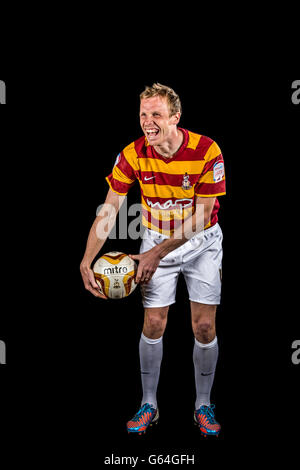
[106,128,226,236]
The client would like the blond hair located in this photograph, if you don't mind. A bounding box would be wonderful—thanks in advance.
[140,83,182,116]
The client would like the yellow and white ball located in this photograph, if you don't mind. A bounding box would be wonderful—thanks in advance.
[93,251,137,299]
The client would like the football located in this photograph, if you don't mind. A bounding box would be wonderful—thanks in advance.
[93,251,137,299]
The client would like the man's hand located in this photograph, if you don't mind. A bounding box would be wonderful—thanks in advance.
[129,249,161,284]
[80,262,108,299]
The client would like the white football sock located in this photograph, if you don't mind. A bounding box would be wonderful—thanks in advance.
[139,333,163,409]
[193,336,218,409]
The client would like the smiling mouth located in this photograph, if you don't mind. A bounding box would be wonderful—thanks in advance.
[145,128,160,139]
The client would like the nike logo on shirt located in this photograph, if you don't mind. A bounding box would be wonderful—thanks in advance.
[144,176,155,181]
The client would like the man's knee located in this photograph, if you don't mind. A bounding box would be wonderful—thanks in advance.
[143,307,168,339]
[191,302,217,344]
[192,320,216,344]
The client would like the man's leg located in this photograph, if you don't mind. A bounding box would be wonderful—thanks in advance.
[139,306,169,408]
[191,302,218,408]
[127,306,169,434]
[191,301,221,436]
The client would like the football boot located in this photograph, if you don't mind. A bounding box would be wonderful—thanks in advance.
[127,403,159,435]
[194,404,221,437]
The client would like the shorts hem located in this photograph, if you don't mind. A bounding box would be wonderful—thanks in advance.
[189,298,221,305]
[142,300,176,309]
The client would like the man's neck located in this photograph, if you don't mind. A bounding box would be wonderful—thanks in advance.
[154,128,184,158]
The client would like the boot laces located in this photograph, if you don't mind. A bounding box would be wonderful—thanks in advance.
[132,403,154,422]
[199,405,216,424]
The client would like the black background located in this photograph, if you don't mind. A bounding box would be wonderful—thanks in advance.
[1,69,299,464]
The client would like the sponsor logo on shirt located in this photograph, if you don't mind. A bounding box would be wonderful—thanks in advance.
[213,162,224,182]
[146,198,193,210]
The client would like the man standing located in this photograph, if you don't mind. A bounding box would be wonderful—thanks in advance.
[80,83,226,437]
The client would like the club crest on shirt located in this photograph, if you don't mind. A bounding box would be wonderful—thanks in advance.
[181,172,192,190]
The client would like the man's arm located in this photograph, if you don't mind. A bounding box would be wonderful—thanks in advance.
[80,189,126,298]
[130,197,216,283]
[154,196,215,258]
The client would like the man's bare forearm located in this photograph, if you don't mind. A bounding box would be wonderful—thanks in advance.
[152,206,208,260]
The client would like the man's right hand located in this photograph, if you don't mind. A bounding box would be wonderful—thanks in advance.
[80,262,108,299]
[79,189,125,300]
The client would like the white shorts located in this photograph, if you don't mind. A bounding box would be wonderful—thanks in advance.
[139,223,223,308]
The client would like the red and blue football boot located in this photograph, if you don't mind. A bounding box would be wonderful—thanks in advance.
[194,404,221,437]
[127,403,159,435]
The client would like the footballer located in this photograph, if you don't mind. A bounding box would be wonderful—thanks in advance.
[80,83,226,437]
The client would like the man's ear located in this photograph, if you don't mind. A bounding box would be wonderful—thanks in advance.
[170,112,181,125]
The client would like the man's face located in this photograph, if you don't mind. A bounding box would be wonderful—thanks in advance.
[140,96,180,145]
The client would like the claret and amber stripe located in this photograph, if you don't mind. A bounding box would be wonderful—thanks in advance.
[106,174,131,196]
[141,211,213,235]
[141,181,195,200]
[140,171,196,186]
[138,157,206,175]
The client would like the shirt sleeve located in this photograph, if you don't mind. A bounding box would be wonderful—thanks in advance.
[106,149,137,196]
[194,140,226,197]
